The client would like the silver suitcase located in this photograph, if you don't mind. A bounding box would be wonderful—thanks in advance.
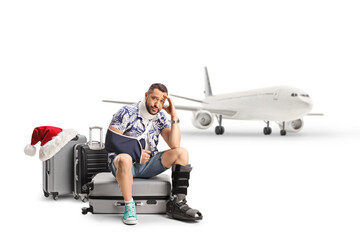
[82,172,171,214]
[43,135,87,200]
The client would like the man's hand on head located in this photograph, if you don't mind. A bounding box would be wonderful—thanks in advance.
[163,96,178,120]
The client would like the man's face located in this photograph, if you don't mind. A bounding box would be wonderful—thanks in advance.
[145,88,167,115]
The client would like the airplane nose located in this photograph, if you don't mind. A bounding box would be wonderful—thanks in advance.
[301,96,313,110]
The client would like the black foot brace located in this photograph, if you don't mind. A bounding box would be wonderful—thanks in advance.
[166,164,203,221]
[166,197,203,221]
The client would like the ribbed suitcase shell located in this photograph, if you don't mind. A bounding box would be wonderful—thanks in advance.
[42,135,87,200]
[73,127,109,202]
[83,172,171,214]
[73,144,109,201]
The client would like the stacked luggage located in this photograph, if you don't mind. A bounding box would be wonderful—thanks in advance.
[40,126,171,215]
[42,126,109,201]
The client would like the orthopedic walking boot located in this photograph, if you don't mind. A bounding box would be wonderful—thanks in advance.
[166,164,203,221]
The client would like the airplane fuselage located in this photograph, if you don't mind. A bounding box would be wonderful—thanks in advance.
[203,86,313,121]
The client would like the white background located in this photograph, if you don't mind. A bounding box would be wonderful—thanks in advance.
[1,1,359,239]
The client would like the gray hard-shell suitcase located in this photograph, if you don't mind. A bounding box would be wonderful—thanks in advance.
[82,172,171,214]
[43,134,87,200]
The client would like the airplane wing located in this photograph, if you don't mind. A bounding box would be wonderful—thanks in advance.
[102,100,237,116]
[169,94,236,116]
[103,100,137,105]
[307,113,324,116]
[174,105,237,116]
[169,94,207,104]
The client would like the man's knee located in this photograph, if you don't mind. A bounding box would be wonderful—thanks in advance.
[114,154,133,170]
[172,147,189,165]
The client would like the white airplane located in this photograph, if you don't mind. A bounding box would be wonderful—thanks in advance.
[103,67,323,136]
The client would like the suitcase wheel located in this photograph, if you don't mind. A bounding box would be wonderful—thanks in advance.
[52,192,59,200]
[73,193,79,200]
[81,207,88,215]
[82,206,93,215]
[43,190,50,198]
[81,195,88,203]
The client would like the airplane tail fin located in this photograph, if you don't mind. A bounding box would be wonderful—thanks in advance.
[204,66,213,97]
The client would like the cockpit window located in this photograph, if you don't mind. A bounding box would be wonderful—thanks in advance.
[291,93,310,97]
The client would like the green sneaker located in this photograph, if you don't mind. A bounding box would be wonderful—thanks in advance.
[123,201,138,225]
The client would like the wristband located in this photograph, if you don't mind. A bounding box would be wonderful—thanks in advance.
[171,119,180,124]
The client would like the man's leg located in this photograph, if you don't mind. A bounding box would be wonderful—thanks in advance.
[161,147,189,168]
[113,153,133,201]
[113,153,137,225]
[162,147,203,221]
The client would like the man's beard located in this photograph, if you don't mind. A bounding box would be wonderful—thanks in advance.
[146,98,159,115]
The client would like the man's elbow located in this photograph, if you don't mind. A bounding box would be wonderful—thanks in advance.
[169,142,181,149]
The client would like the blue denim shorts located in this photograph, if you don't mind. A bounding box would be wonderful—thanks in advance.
[108,151,168,178]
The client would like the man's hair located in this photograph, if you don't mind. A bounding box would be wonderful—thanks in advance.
[147,83,168,94]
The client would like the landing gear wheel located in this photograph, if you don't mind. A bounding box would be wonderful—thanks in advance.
[215,115,225,135]
[263,127,272,135]
[215,126,225,135]
[220,126,224,135]
[215,126,220,135]
[280,122,287,136]
[263,121,272,135]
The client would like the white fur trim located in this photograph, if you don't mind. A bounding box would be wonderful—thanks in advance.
[39,128,78,161]
[24,144,36,156]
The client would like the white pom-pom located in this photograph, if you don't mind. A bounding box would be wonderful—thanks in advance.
[24,144,36,156]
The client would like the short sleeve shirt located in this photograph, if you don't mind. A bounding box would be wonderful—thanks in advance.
[109,102,171,156]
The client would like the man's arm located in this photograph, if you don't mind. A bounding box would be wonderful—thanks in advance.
[109,122,152,164]
[161,96,181,149]
[109,125,124,135]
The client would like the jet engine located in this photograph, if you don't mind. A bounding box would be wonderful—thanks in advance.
[192,110,214,129]
[278,118,304,133]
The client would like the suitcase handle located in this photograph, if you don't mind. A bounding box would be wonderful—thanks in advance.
[88,126,104,150]
[74,159,79,181]
[114,201,144,207]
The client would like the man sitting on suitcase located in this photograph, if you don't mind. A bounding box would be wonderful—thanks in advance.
[105,83,202,225]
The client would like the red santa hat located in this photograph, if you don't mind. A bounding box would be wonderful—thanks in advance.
[24,126,78,161]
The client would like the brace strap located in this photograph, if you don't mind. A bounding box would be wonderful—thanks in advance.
[172,179,189,188]
[172,172,190,179]
[174,164,185,171]
[172,187,187,195]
